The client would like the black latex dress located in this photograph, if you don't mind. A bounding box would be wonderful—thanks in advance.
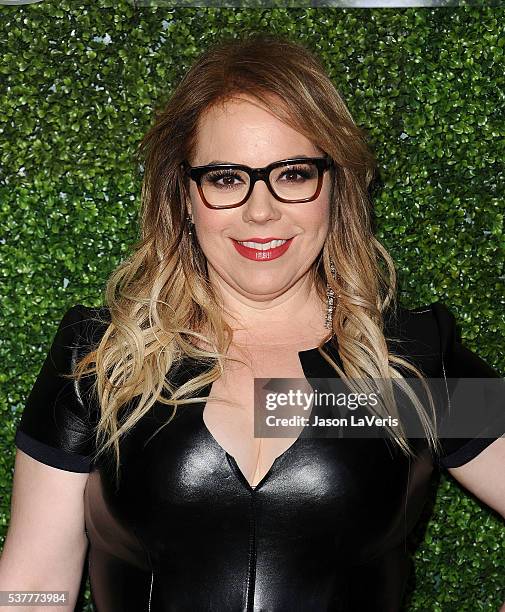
[14,302,505,611]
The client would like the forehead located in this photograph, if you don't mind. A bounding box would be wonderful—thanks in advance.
[193,95,321,166]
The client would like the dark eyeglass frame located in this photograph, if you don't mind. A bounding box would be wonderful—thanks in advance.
[180,155,334,209]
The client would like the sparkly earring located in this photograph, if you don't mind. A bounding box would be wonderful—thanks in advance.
[325,257,337,330]
[187,214,193,237]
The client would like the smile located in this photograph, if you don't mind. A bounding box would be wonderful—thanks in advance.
[231,237,294,261]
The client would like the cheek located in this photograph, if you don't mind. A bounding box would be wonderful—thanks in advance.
[192,209,231,257]
[305,198,331,235]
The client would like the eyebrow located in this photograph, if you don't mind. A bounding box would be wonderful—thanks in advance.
[205,154,316,166]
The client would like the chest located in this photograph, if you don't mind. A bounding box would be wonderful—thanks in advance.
[203,347,314,487]
[88,409,435,570]
[86,343,437,571]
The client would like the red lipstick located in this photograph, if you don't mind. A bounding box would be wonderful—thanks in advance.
[231,237,294,261]
[234,237,289,243]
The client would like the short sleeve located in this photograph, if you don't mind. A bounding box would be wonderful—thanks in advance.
[431,301,505,470]
[15,305,96,473]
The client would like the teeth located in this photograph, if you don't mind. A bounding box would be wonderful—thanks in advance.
[237,239,288,250]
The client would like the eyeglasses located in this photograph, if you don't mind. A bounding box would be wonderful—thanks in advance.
[180,155,334,209]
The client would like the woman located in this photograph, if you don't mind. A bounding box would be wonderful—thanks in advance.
[1,33,504,611]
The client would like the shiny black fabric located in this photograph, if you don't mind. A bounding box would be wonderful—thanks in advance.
[14,302,505,611]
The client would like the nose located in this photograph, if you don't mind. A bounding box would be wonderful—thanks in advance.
[242,178,281,223]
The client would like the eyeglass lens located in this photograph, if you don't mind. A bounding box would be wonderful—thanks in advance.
[200,161,320,207]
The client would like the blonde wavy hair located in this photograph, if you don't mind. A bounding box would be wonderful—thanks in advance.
[70,32,442,487]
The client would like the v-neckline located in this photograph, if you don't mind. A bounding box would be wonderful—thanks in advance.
[201,381,313,492]
[194,336,343,492]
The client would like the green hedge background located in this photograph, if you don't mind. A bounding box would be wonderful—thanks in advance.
[1,2,504,610]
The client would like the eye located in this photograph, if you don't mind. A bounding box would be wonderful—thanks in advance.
[277,164,317,183]
[204,169,246,189]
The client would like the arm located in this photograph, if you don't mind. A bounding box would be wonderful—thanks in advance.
[447,437,505,612]
[447,437,505,519]
[430,302,505,608]
[0,448,90,611]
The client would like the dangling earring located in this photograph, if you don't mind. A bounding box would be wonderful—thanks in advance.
[187,213,193,237]
[325,257,337,330]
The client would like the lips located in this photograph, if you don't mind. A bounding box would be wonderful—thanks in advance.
[233,237,293,243]
[231,237,294,261]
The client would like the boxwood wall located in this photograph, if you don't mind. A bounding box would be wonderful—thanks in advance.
[0,2,503,610]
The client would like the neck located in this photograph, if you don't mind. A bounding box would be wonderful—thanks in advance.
[209,270,329,346]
